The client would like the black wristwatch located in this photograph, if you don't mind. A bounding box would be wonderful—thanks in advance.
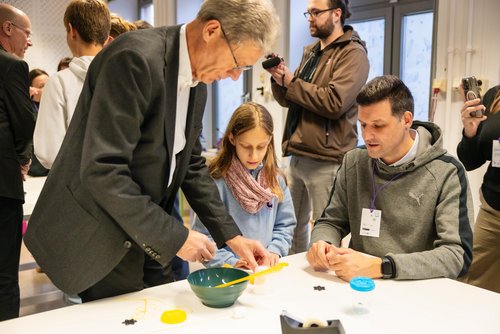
[381,256,395,279]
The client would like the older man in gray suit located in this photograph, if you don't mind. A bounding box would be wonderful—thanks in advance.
[25,0,280,302]
[0,3,34,320]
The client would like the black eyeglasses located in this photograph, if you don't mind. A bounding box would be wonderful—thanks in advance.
[10,21,32,39]
[220,27,253,72]
[303,8,336,20]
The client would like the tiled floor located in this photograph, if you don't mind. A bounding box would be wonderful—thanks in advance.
[17,176,68,317]
[19,241,67,317]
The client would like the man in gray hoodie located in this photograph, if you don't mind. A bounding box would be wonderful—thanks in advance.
[33,0,110,169]
[307,75,473,281]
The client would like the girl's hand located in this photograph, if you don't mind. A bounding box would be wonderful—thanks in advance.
[259,252,280,267]
[234,258,250,269]
[461,98,487,138]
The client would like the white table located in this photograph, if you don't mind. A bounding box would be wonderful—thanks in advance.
[2,253,499,334]
[23,176,46,217]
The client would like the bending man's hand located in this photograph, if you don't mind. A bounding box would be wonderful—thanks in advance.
[176,229,216,263]
[226,235,269,271]
[326,246,382,282]
[21,159,31,181]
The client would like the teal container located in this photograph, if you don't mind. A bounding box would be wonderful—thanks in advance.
[187,267,249,308]
[349,276,375,292]
[349,276,375,314]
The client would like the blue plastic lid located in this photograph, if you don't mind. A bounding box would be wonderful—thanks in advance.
[349,276,375,292]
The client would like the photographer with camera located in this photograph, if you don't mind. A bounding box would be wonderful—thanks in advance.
[265,0,369,254]
[457,84,500,293]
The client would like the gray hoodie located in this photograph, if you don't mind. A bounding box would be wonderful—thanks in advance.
[311,121,474,279]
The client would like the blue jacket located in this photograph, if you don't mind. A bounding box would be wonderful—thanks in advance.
[192,165,296,267]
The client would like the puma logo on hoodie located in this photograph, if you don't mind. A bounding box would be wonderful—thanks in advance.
[409,192,424,206]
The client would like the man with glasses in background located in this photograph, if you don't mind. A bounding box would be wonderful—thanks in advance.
[25,0,280,302]
[266,0,369,254]
[0,4,35,321]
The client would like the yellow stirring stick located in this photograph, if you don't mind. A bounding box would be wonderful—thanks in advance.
[216,262,288,288]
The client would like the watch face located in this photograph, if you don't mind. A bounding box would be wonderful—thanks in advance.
[381,257,392,278]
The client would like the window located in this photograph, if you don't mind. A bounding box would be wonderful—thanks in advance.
[350,0,435,121]
[400,11,434,121]
[350,0,435,144]
[350,18,385,81]
[139,0,154,24]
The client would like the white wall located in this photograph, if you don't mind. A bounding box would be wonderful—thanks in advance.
[4,0,71,75]
[6,0,142,75]
[251,0,290,165]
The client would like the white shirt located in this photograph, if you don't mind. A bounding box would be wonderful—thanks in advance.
[382,129,420,167]
[169,24,199,186]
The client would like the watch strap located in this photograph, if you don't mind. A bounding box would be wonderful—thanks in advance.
[381,256,396,279]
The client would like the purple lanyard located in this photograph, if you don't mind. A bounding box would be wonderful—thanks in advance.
[370,161,404,212]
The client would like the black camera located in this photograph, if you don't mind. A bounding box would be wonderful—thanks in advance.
[262,54,282,69]
[462,76,483,117]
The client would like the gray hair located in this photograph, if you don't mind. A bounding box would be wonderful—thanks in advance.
[197,0,279,54]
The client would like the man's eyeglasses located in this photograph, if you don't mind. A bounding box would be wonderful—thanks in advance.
[303,8,336,20]
[221,27,253,72]
[10,21,32,39]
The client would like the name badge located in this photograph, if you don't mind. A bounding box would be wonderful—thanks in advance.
[360,208,381,238]
[492,139,500,168]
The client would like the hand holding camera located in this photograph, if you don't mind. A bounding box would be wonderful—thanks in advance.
[262,54,294,88]
[460,76,487,138]
[461,76,484,117]
[262,54,283,69]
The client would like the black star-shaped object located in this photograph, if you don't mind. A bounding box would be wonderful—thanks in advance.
[313,285,325,291]
[122,319,137,326]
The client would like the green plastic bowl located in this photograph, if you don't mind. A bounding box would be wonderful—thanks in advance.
[187,267,249,308]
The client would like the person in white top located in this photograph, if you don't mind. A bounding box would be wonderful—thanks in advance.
[34,0,110,169]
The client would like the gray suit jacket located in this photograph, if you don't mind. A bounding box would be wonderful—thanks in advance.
[25,26,241,294]
[0,46,34,201]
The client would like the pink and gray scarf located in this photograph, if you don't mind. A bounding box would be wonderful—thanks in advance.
[223,157,276,214]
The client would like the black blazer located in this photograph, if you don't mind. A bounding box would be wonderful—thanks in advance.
[25,26,241,294]
[0,46,35,201]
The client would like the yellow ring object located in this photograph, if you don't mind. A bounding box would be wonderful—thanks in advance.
[160,309,187,324]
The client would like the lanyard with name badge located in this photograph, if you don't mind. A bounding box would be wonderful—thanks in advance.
[360,162,404,238]
[492,137,500,168]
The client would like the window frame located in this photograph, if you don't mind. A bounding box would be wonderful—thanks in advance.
[349,0,437,119]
